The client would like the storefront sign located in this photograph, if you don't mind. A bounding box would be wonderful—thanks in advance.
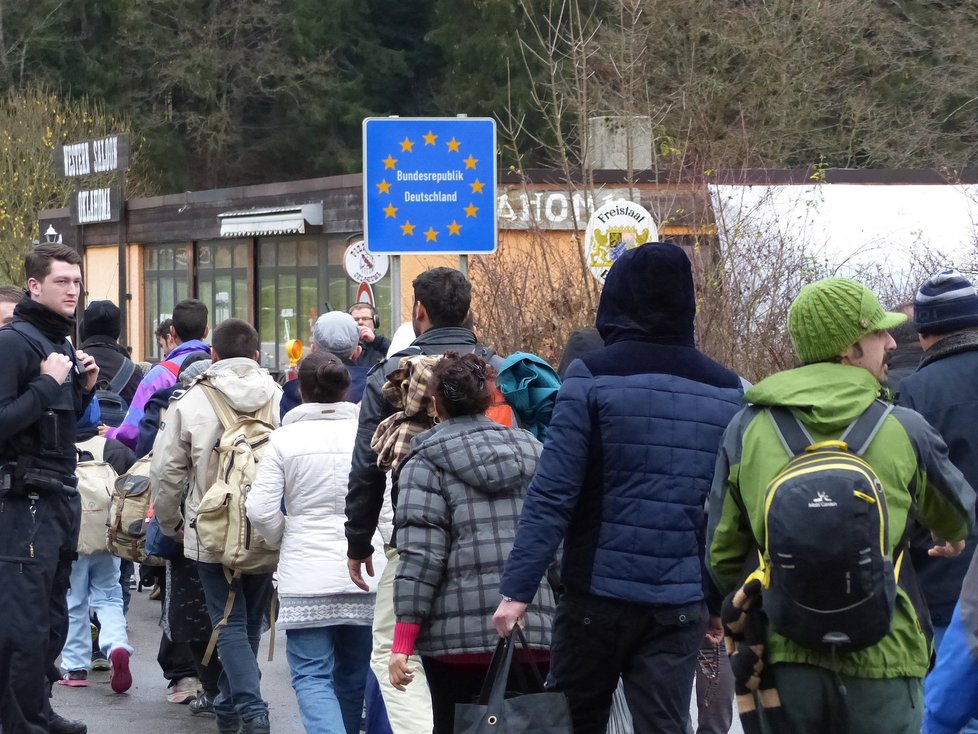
[70,186,122,225]
[58,134,130,178]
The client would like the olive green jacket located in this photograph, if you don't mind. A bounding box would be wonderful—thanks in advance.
[707,362,975,678]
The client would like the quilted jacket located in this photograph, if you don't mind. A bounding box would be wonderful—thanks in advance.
[500,243,745,606]
[394,414,554,656]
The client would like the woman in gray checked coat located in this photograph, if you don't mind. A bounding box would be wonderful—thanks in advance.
[387,352,556,734]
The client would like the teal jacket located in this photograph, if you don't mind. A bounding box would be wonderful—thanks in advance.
[707,363,975,679]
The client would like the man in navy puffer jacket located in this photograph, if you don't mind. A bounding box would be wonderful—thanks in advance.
[494,242,744,734]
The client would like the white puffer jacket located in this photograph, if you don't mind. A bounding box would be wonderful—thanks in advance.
[246,401,387,596]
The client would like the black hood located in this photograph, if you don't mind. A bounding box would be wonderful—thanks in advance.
[596,242,696,346]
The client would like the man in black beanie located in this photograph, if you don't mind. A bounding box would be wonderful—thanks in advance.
[899,269,978,734]
[79,300,143,405]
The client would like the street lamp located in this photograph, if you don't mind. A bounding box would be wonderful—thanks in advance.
[44,225,62,244]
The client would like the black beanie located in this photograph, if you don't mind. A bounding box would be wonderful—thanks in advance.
[82,300,122,341]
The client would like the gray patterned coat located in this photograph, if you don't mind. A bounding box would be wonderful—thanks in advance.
[394,414,555,656]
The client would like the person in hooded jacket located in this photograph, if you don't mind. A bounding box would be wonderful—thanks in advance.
[389,352,554,734]
[493,243,746,734]
[247,350,387,734]
[151,318,282,734]
[78,300,143,405]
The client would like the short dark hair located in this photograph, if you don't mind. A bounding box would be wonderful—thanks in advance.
[430,352,494,418]
[413,268,471,328]
[0,285,22,304]
[211,318,258,360]
[155,318,173,342]
[172,299,208,341]
[25,244,82,283]
[298,351,350,404]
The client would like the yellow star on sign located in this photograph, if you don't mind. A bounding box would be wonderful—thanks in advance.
[383,203,398,218]
[423,130,438,146]
[447,220,462,236]
[469,178,485,194]
[383,154,398,169]
[401,220,416,236]
[446,137,461,152]
[377,179,391,194]
[424,227,439,242]
[464,203,479,218]
[399,137,414,152]
[463,154,478,169]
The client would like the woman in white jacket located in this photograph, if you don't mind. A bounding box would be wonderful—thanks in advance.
[247,350,384,734]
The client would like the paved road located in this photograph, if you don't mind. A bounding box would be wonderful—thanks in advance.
[52,584,741,734]
[52,586,305,734]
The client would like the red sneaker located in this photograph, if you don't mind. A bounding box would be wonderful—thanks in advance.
[109,648,132,693]
[57,670,88,688]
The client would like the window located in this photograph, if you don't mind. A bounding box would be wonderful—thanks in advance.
[257,238,324,371]
[143,244,192,359]
[197,240,251,327]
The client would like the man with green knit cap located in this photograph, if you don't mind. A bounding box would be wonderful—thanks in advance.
[706,277,976,733]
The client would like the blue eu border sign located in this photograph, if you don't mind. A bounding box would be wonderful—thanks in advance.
[363,117,497,255]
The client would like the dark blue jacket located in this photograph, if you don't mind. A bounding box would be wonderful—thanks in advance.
[500,243,744,606]
[923,550,978,734]
[279,362,369,421]
[899,333,978,626]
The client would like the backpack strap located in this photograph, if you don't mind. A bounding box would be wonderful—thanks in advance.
[9,321,74,362]
[767,407,816,456]
[198,383,240,431]
[108,358,136,394]
[839,400,893,456]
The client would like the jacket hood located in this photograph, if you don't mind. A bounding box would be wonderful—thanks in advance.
[202,358,281,413]
[283,401,358,425]
[409,415,532,495]
[745,363,884,432]
[596,242,696,346]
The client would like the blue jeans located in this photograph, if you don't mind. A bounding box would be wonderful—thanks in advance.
[286,625,372,734]
[62,553,132,672]
[197,563,274,724]
[931,624,978,734]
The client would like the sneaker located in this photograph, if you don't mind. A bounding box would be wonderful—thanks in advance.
[91,650,110,671]
[109,647,132,693]
[167,676,201,704]
[49,710,88,734]
[241,714,270,734]
[189,693,216,717]
[57,670,88,688]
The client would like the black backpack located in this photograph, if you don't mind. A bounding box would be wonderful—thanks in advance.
[760,400,906,652]
[95,358,136,427]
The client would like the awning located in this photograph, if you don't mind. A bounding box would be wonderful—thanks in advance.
[218,203,323,237]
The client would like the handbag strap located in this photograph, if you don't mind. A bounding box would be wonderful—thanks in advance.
[477,626,545,708]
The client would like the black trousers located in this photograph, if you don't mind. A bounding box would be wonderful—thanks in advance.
[548,592,705,734]
[0,491,80,734]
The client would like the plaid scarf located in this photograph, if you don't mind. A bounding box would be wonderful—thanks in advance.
[371,355,443,472]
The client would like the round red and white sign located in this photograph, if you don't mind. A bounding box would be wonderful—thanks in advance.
[343,240,389,284]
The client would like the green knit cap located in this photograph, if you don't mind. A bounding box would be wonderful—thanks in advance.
[788,278,907,363]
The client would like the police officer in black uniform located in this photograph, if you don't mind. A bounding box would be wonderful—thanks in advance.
[0,244,99,734]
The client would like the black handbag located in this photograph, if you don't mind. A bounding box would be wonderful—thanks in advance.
[454,627,572,733]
